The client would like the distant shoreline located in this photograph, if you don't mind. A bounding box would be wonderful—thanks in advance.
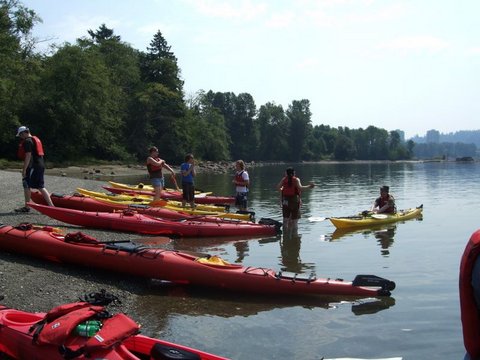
[2,159,442,180]
[5,158,470,182]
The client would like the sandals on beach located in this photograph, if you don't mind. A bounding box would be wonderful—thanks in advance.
[14,206,30,213]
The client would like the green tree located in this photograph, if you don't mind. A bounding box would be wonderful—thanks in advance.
[81,25,142,159]
[286,99,312,161]
[203,91,258,160]
[308,126,328,159]
[333,134,356,160]
[140,30,184,94]
[86,23,120,42]
[127,30,187,162]
[186,91,230,161]
[29,44,128,161]
[257,102,289,160]
[0,0,41,157]
[232,93,258,160]
[128,82,186,161]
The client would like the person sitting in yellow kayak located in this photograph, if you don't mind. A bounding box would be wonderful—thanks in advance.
[371,185,396,214]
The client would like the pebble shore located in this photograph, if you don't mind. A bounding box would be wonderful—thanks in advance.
[0,169,149,314]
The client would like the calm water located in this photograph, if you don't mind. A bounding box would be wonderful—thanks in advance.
[121,162,477,359]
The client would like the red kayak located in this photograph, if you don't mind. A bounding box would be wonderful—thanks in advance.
[30,192,241,223]
[0,296,227,359]
[28,202,280,238]
[0,224,395,297]
[460,229,480,358]
[104,186,235,205]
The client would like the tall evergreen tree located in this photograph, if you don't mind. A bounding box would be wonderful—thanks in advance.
[129,30,187,161]
[140,30,183,93]
[87,23,120,43]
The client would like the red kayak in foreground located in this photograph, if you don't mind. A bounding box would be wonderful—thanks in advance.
[0,224,395,297]
[0,297,227,359]
[28,202,280,237]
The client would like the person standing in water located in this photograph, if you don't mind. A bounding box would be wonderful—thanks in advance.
[276,167,314,229]
[232,160,249,212]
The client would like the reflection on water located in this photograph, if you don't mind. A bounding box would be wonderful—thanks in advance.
[328,215,423,256]
[133,282,396,332]
[330,224,398,257]
[279,227,317,274]
[68,162,477,359]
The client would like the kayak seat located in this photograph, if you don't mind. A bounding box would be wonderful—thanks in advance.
[150,343,201,360]
[276,271,317,283]
[121,209,137,216]
[103,242,149,254]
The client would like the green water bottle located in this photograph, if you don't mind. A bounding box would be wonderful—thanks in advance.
[75,320,102,337]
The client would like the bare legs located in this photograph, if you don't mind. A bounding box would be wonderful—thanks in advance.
[25,188,54,207]
[153,186,163,202]
[283,217,298,230]
[39,188,54,207]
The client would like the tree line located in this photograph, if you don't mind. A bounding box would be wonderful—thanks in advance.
[0,1,414,165]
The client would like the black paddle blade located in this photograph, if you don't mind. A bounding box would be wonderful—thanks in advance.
[352,274,396,292]
[80,289,121,306]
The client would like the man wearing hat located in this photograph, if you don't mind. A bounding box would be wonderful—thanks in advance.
[14,126,54,212]
[371,185,396,214]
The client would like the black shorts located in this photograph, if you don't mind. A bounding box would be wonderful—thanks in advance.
[235,192,248,208]
[182,182,195,202]
[282,195,300,220]
[25,166,45,189]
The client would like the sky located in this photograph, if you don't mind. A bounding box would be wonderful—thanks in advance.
[21,0,480,139]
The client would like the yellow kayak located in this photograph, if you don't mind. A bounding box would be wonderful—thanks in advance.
[77,194,252,221]
[108,181,212,196]
[329,205,423,229]
[76,188,228,213]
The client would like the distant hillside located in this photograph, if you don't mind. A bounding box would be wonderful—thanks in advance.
[410,130,480,147]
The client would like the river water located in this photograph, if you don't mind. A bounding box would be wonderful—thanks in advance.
[120,161,476,359]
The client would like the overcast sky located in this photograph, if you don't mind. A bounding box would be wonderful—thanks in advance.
[22,0,480,139]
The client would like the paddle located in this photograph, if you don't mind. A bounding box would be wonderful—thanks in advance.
[308,215,364,222]
[371,214,388,219]
[308,210,382,222]
[170,174,181,191]
[308,216,329,222]
[100,236,172,246]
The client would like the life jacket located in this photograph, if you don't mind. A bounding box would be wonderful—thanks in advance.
[17,136,44,160]
[33,303,105,346]
[147,157,163,176]
[235,171,248,188]
[375,195,396,214]
[84,313,140,353]
[31,301,140,357]
[460,229,480,358]
[281,176,300,197]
